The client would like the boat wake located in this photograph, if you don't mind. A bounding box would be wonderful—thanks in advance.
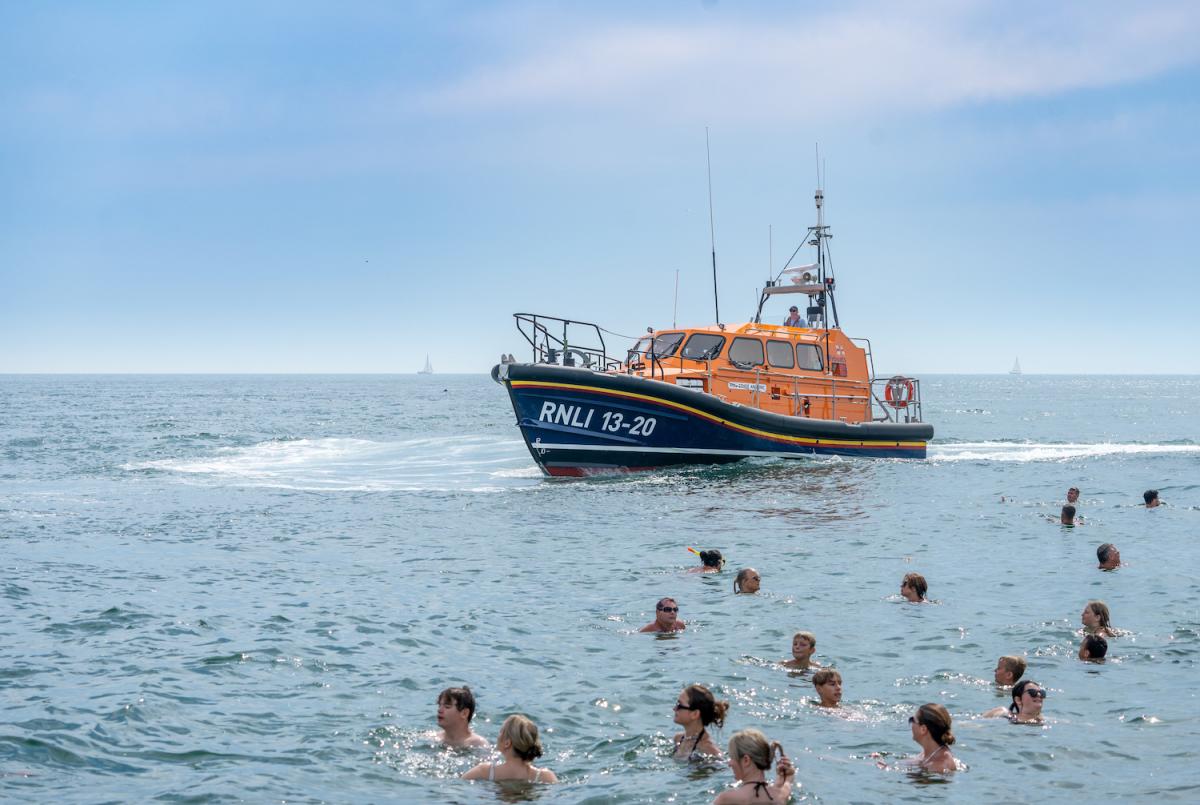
[929,441,1200,463]
[128,436,535,492]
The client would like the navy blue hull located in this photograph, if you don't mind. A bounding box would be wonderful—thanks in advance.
[494,363,932,477]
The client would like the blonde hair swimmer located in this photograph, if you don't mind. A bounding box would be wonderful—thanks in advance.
[733,568,760,594]
[781,631,821,670]
[462,715,558,784]
[713,728,795,804]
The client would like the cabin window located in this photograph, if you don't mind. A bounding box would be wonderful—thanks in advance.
[729,337,765,367]
[766,340,795,369]
[681,333,725,360]
[633,332,684,359]
[797,344,824,371]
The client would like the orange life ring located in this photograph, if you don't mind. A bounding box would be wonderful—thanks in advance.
[885,376,914,408]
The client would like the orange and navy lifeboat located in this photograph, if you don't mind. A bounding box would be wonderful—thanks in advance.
[492,189,933,476]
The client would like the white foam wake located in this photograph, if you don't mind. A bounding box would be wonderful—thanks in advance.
[929,441,1200,463]
[128,436,535,491]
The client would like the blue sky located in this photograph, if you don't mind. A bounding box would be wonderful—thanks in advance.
[2,1,1198,373]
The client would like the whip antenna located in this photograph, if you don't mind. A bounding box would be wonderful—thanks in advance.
[706,127,720,324]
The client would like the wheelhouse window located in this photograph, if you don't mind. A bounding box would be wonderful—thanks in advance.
[797,343,824,371]
[766,340,795,369]
[632,332,685,359]
[728,337,765,367]
[681,333,725,360]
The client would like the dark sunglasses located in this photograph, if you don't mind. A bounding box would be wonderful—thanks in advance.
[1025,688,1047,699]
[658,606,679,613]
[908,715,919,725]
[674,702,697,711]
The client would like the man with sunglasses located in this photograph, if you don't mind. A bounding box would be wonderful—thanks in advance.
[639,597,687,633]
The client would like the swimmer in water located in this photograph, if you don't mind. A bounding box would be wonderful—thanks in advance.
[900,572,928,603]
[712,728,795,805]
[437,686,489,748]
[672,684,728,760]
[1059,504,1079,526]
[462,714,558,783]
[781,631,821,670]
[1065,486,1080,507]
[1097,543,1121,570]
[1082,600,1116,638]
[1144,489,1161,508]
[1079,634,1108,662]
[812,668,843,708]
[689,549,725,574]
[640,597,687,633]
[907,703,958,773]
[993,655,1026,687]
[733,568,761,594]
[984,679,1046,723]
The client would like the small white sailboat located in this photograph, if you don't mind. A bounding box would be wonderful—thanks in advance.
[1009,357,1022,375]
[418,355,434,375]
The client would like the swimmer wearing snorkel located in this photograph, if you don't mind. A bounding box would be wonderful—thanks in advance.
[688,547,725,574]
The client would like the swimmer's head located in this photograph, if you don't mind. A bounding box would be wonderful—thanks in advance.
[1010,679,1046,715]
[792,631,816,658]
[1097,543,1120,569]
[812,668,842,706]
[1144,489,1159,507]
[679,683,730,728]
[655,597,680,627]
[1066,487,1080,503]
[1083,600,1112,631]
[901,572,927,602]
[734,568,761,594]
[498,714,543,761]
[727,728,784,773]
[912,703,955,747]
[1080,634,1108,661]
[1060,504,1076,525]
[994,655,1026,686]
[698,549,724,569]
[437,686,477,723]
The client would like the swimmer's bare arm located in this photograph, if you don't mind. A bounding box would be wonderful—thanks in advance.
[462,762,490,780]
[983,706,1009,718]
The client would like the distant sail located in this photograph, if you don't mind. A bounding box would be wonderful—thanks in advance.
[1009,357,1022,375]
[419,355,434,374]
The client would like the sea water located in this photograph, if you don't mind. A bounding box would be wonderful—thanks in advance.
[2,374,1198,803]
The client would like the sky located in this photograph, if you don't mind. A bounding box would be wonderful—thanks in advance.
[2,0,1198,374]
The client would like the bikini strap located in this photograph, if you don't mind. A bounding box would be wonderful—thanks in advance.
[740,780,772,800]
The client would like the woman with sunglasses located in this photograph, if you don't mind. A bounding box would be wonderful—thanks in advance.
[984,679,1047,723]
[733,568,761,594]
[672,684,729,760]
[906,704,958,773]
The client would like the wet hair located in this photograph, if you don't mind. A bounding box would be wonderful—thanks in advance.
[1144,489,1158,504]
[1097,543,1117,564]
[793,631,816,650]
[812,668,841,688]
[438,686,476,722]
[698,549,724,569]
[915,703,955,746]
[1061,504,1076,522]
[902,573,928,600]
[1086,600,1112,631]
[656,597,677,611]
[499,714,543,762]
[733,568,759,594]
[682,683,730,728]
[1009,679,1043,714]
[998,655,1026,683]
[1081,634,1108,659]
[728,728,786,772]
[1068,487,1080,495]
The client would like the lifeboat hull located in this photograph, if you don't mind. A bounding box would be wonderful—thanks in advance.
[492,363,933,477]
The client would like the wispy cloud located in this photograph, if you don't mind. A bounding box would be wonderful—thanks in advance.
[428,1,1200,121]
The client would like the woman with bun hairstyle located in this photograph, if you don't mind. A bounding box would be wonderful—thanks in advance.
[672,684,729,760]
[908,703,958,773]
[713,728,795,804]
[689,549,726,574]
[463,714,558,783]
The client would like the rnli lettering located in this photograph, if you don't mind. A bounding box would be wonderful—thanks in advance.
[728,382,767,392]
[537,402,655,436]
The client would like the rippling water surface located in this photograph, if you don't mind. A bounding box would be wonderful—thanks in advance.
[3,374,1198,802]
